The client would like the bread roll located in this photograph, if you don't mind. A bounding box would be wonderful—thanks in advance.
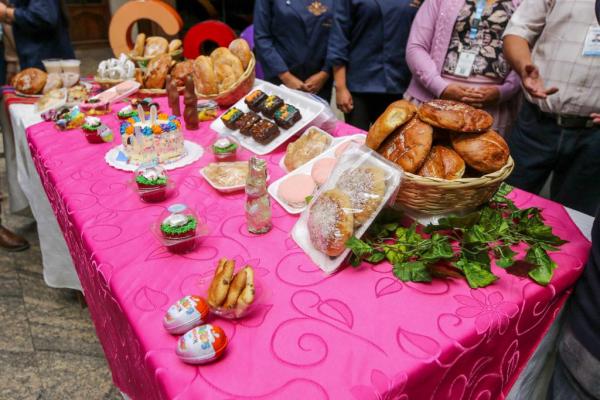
[418,100,493,133]
[222,269,247,309]
[336,166,386,227]
[144,54,172,89]
[366,100,417,150]
[133,33,146,57]
[451,130,509,173]
[13,68,47,94]
[211,47,244,91]
[228,38,252,70]
[308,189,354,257]
[193,56,218,95]
[168,39,182,53]
[144,36,169,57]
[378,117,433,173]
[418,145,465,180]
[170,60,194,87]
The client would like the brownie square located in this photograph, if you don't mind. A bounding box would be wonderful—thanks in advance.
[237,112,261,136]
[274,104,302,129]
[251,119,280,144]
[244,90,267,112]
[261,95,284,119]
[220,107,244,130]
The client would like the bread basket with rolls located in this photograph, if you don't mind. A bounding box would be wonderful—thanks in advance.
[193,38,256,107]
[366,99,514,215]
[128,34,183,69]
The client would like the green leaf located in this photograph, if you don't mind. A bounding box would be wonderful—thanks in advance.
[305,195,313,204]
[525,244,557,285]
[495,183,514,198]
[345,236,373,259]
[421,234,454,262]
[463,225,495,245]
[393,261,432,282]
[385,247,407,265]
[454,257,498,288]
[425,212,481,232]
[494,245,517,268]
[365,251,385,263]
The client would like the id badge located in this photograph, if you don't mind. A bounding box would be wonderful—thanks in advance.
[582,25,600,56]
[454,51,476,78]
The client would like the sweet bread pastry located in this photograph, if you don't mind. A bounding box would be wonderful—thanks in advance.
[211,48,244,92]
[284,128,331,171]
[144,36,169,57]
[308,189,354,257]
[378,117,433,173]
[450,129,509,173]
[133,33,146,57]
[13,68,47,94]
[236,111,261,135]
[418,100,493,133]
[144,54,172,89]
[418,145,465,180]
[207,258,235,308]
[236,267,255,311]
[220,107,244,130]
[251,119,280,144]
[277,174,316,209]
[222,269,247,309]
[244,90,267,112]
[228,38,252,70]
[261,95,284,118]
[366,100,417,150]
[336,165,386,227]
[168,39,182,53]
[274,104,302,129]
[170,60,194,87]
[193,56,218,95]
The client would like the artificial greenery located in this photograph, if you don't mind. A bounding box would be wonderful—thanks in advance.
[346,184,567,288]
[160,217,197,235]
[136,175,167,186]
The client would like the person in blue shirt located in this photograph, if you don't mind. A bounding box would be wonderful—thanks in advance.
[254,0,334,101]
[0,0,74,70]
[327,0,421,130]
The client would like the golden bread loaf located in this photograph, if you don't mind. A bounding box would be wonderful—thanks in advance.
[144,36,169,57]
[228,38,252,70]
[366,100,417,150]
[133,33,146,57]
[13,68,47,94]
[193,56,218,95]
[378,117,433,173]
[418,145,466,180]
[418,100,493,133]
[451,130,509,174]
[144,54,172,89]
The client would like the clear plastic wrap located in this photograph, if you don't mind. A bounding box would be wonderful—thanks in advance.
[152,204,207,253]
[292,144,403,274]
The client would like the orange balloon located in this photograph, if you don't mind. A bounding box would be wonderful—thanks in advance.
[109,0,183,57]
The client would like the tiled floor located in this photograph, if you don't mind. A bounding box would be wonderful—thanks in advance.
[0,125,119,399]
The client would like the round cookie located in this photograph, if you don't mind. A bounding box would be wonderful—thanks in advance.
[277,174,316,209]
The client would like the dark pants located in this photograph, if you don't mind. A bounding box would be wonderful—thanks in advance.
[507,101,600,215]
[345,92,403,131]
[547,326,600,400]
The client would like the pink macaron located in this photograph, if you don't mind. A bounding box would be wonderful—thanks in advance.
[311,157,337,186]
[277,174,316,209]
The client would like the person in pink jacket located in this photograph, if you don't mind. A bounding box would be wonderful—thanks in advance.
[405,0,522,135]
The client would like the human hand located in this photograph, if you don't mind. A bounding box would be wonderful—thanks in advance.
[521,64,558,99]
[461,86,500,107]
[304,71,329,94]
[590,113,600,125]
[278,71,308,91]
[336,85,353,113]
[441,84,474,102]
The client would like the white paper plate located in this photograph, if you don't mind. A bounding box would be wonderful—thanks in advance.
[200,162,270,193]
[269,134,366,214]
[105,140,204,172]
[291,145,403,274]
[209,80,325,155]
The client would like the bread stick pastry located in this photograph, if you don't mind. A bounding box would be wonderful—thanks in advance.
[236,267,255,311]
[222,269,247,309]
[208,258,234,308]
[308,189,354,257]
[228,38,252,70]
[366,100,417,150]
[193,56,218,95]
[418,100,493,133]
[133,33,146,57]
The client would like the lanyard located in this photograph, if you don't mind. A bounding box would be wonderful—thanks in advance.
[468,0,487,43]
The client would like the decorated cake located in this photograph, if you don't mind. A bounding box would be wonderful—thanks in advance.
[120,105,185,165]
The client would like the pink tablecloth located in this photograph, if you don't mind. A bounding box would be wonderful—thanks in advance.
[26,97,591,400]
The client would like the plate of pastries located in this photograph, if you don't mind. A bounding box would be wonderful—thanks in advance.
[210,81,324,155]
[128,34,183,67]
[366,99,510,180]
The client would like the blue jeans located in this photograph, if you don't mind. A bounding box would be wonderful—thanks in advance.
[507,101,600,215]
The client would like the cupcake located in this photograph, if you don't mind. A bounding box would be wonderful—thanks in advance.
[135,165,168,202]
[211,137,238,161]
[82,116,103,143]
[160,204,198,253]
[117,104,138,120]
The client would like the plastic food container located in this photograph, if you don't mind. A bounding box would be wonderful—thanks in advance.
[82,116,104,143]
[153,204,206,253]
[133,165,173,203]
[176,324,228,364]
[163,295,210,335]
[197,100,218,121]
[211,135,239,162]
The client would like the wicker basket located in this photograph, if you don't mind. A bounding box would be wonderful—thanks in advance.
[394,156,514,215]
[196,55,256,107]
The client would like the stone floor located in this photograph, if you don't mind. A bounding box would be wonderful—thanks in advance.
[0,102,120,399]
